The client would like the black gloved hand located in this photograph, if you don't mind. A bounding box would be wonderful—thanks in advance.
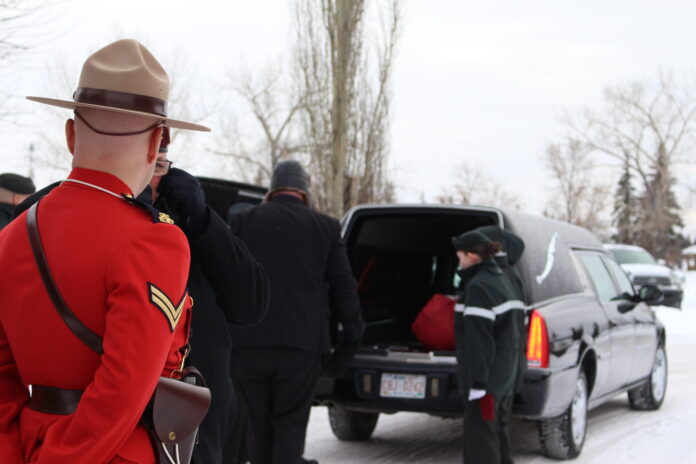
[321,339,360,378]
[157,167,209,237]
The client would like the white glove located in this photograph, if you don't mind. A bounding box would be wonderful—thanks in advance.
[468,389,486,401]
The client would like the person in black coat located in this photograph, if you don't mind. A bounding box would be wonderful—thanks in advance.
[0,173,35,230]
[14,147,271,464]
[228,160,365,464]
[147,142,270,464]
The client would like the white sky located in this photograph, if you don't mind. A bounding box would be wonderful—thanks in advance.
[2,0,696,233]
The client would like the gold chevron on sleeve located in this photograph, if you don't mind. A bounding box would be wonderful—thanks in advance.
[148,283,186,332]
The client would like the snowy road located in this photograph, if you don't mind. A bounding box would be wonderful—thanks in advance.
[305,274,696,463]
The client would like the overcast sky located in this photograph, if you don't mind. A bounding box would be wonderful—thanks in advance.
[2,0,696,233]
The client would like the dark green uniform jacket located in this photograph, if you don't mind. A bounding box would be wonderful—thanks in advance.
[477,225,528,392]
[454,259,525,397]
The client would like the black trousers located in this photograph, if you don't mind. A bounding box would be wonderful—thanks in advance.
[223,356,250,464]
[462,395,514,464]
[233,347,322,464]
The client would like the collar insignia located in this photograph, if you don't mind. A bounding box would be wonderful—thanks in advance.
[159,212,175,224]
[121,193,174,224]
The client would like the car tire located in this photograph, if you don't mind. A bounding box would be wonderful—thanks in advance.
[328,404,379,441]
[539,371,588,460]
[628,344,668,410]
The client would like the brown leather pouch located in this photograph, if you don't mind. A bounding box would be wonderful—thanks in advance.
[149,368,211,464]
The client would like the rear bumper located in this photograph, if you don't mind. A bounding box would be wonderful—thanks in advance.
[314,356,465,415]
[314,354,576,419]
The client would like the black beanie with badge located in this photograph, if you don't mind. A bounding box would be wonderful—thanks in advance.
[0,173,36,195]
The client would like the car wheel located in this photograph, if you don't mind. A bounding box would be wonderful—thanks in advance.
[327,404,379,441]
[539,371,588,460]
[628,344,668,410]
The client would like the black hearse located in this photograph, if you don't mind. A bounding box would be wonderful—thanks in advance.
[196,179,667,460]
[314,204,667,460]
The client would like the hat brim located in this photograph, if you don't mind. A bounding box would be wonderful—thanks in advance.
[26,96,210,132]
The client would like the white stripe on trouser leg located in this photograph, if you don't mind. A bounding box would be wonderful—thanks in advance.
[455,303,466,313]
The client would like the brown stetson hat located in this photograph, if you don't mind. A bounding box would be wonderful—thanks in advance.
[26,39,210,132]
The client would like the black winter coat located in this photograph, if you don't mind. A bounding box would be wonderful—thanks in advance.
[454,260,525,397]
[154,196,270,464]
[228,195,364,353]
[477,225,528,392]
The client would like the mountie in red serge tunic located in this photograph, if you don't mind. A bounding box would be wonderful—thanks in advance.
[0,168,193,464]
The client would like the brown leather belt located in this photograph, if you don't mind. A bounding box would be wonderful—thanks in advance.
[29,385,83,415]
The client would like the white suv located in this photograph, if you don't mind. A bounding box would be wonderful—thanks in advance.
[604,244,683,309]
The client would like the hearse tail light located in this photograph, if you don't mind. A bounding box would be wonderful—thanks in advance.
[527,310,549,369]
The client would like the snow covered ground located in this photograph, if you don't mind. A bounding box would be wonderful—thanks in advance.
[305,272,696,463]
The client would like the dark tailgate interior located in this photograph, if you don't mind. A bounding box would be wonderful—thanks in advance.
[343,208,500,352]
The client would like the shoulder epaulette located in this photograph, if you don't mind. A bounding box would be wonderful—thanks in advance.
[121,193,175,224]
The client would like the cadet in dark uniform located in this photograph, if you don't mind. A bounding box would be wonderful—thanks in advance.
[228,160,365,464]
[476,225,527,394]
[452,230,525,464]
[0,173,35,230]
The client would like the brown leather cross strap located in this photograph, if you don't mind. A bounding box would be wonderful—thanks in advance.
[29,385,83,415]
[26,201,104,355]
[73,87,167,117]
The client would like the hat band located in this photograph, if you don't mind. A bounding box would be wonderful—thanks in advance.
[73,87,167,117]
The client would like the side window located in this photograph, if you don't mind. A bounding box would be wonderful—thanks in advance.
[568,250,593,294]
[604,257,635,297]
[577,254,621,303]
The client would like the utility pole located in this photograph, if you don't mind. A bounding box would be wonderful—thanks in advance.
[28,143,35,179]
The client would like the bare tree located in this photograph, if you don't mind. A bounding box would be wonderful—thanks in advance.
[436,160,523,210]
[562,72,695,252]
[214,1,401,214]
[294,0,403,216]
[542,139,611,237]
[211,65,306,184]
[0,0,62,122]
[564,72,696,189]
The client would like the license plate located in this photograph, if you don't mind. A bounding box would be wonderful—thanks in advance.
[380,373,426,399]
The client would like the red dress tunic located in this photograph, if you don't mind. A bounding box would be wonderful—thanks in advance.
[0,168,192,464]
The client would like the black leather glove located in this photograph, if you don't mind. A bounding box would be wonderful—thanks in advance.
[321,339,360,378]
[157,168,209,237]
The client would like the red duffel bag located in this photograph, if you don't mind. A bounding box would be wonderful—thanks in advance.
[411,294,457,351]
